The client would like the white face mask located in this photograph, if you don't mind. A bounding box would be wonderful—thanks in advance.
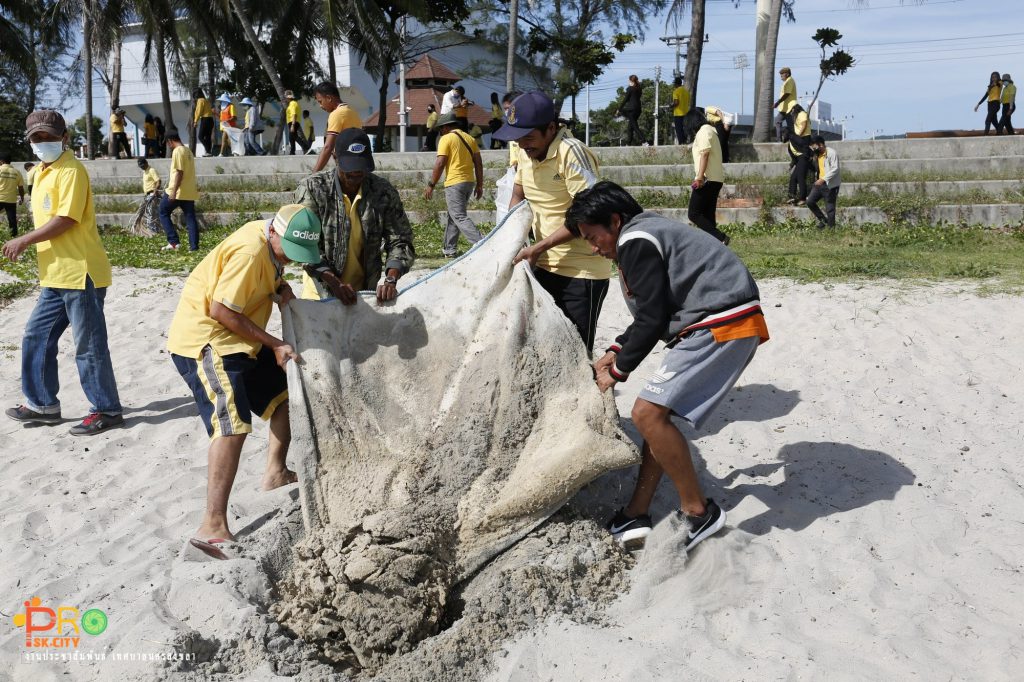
[31,141,64,163]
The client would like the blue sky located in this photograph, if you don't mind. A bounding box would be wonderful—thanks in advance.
[582,0,1023,138]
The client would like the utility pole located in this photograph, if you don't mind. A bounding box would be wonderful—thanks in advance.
[398,17,407,152]
[660,33,709,81]
[653,65,661,147]
[733,54,749,116]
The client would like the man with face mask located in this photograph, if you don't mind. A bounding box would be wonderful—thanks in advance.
[295,128,415,304]
[2,110,123,435]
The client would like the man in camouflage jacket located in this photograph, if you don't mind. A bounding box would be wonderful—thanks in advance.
[295,128,415,304]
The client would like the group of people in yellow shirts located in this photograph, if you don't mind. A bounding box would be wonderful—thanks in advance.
[975,71,1016,135]
[3,84,775,561]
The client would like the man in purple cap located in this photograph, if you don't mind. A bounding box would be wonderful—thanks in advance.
[2,110,123,435]
[493,90,609,354]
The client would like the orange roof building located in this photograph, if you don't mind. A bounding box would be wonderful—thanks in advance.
[364,55,497,150]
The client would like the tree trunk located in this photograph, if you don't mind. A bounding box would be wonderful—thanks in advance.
[156,28,175,130]
[752,0,781,142]
[228,0,288,153]
[683,0,705,105]
[111,39,122,109]
[681,2,705,105]
[375,64,393,152]
[228,0,286,102]
[328,39,337,84]
[84,6,94,159]
[506,0,518,93]
[107,40,122,157]
[753,0,770,121]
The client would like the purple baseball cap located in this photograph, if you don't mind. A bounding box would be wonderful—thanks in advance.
[492,91,556,142]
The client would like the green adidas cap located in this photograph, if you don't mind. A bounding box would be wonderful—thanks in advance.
[272,204,322,264]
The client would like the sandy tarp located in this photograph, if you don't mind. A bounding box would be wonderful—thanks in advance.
[271,202,637,668]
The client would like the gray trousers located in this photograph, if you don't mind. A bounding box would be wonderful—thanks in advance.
[443,181,482,255]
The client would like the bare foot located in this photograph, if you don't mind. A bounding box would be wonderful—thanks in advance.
[261,468,298,491]
[195,523,234,542]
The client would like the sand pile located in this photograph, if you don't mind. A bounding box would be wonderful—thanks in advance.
[266,202,638,671]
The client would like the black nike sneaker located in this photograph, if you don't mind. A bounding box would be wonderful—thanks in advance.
[606,508,653,550]
[678,498,726,551]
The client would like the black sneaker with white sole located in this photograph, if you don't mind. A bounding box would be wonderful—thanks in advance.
[679,498,726,551]
[606,508,652,550]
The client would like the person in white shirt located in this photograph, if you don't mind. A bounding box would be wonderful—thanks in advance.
[441,86,460,115]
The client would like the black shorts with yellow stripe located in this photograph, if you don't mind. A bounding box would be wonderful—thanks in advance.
[172,344,288,439]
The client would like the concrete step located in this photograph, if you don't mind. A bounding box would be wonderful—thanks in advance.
[90,179,1024,213]
[84,155,1024,192]
[95,203,1024,231]
[79,135,1024,177]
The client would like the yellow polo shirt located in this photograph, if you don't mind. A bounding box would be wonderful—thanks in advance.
[779,76,797,113]
[169,145,198,201]
[426,111,438,130]
[27,165,37,188]
[168,220,282,359]
[988,84,1002,102]
[508,140,520,167]
[692,124,724,183]
[515,128,609,280]
[142,167,161,193]
[194,98,212,122]
[31,151,112,289]
[672,86,690,117]
[144,121,157,139]
[286,100,301,124]
[300,191,365,299]
[0,164,23,203]
[304,117,314,140]
[110,113,125,134]
[437,129,478,187]
[327,104,362,134]
[1002,83,1017,104]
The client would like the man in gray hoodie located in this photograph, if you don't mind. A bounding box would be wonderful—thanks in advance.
[566,180,769,553]
[806,135,841,229]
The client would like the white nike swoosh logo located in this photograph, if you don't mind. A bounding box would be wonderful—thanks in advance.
[610,521,637,534]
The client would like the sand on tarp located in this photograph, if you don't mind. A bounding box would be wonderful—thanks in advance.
[268,201,639,670]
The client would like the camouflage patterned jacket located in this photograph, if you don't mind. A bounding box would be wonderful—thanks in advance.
[295,170,416,290]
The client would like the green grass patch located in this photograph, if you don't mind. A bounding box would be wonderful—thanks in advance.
[727,220,1024,287]
[4,218,1024,305]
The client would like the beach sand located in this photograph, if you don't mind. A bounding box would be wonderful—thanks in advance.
[0,269,1021,680]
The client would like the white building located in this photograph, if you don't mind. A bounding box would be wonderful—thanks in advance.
[113,20,547,155]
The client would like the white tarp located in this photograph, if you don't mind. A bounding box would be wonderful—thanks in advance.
[275,202,638,667]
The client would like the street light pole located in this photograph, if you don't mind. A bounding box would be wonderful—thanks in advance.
[733,54,749,116]
[398,17,407,152]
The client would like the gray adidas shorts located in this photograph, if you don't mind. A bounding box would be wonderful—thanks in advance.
[636,329,759,429]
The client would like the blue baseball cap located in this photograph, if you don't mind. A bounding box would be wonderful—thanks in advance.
[492,90,556,142]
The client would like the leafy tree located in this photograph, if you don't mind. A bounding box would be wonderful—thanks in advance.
[807,27,854,112]
[588,78,675,147]
[477,0,668,113]
[0,98,32,161]
[69,114,106,153]
[334,0,472,151]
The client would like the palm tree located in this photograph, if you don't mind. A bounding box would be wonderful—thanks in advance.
[506,0,518,93]
[751,0,782,141]
[667,1,706,104]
